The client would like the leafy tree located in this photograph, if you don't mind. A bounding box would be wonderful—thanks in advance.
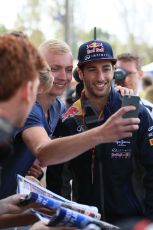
[14,0,45,46]
[0,24,8,35]
[9,0,153,64]
[115,0,153,63]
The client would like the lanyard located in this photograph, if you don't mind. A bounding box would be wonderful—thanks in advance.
[80,91,103,184]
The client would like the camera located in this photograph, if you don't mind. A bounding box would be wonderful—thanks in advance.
[113,68,128,81]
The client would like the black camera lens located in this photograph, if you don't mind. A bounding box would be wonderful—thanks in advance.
[114,68,127,80]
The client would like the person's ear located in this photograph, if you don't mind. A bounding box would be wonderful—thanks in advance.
[77,67,83,81]
[21,81,33,103]
[138,70,144,79]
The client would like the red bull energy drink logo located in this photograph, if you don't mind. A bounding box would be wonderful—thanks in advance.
[86,42,104,55]
[87,42,102,49]
[63,106,79,121]
[149,138,153,146]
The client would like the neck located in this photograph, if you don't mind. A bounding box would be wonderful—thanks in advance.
[89,96,108,113]
[37,93,56,113]
[83,91,110,114]
[0,101,17,126]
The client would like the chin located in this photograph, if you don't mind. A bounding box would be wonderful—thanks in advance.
[94,89,108,97]
[50,88,65,96]
[56,89,65,96]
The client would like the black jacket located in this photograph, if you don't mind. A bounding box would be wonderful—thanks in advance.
[57,88,153,223]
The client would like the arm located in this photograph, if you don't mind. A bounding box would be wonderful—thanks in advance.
[30,221,51,230]
[0,213,37,228]
[22,106,140,167]
[30,221,78,230]
[0,194,50,215]
[0,194,26,215]
[0,205,56,228]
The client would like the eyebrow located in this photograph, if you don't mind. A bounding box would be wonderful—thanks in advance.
[86,63,111,68]
[50,65,73,68]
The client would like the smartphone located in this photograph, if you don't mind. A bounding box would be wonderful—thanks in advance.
[121,95,140,118]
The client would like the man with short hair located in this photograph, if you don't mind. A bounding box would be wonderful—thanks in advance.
[57,40,153,224]
[0,35,43,128]
[0,39,73,198]
[115,53,153,118]
[0,34,45,223]
[0,35,82,229]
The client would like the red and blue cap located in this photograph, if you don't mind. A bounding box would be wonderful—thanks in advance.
[77,39,116,66]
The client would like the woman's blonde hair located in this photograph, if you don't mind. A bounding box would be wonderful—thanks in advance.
[38,61,54,94]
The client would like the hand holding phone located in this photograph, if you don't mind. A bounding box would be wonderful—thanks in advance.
[122,95,140,118]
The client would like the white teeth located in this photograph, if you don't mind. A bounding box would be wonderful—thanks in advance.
[54,83,65,87]
[95,82,106,87]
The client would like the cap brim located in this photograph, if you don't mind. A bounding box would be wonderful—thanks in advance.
[78,58,117,67]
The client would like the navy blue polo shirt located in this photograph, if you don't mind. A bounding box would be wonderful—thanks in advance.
[0,98,66,198]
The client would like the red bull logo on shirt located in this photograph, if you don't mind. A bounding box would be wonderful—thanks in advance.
[149,138,153,146]
[62,106,79,121]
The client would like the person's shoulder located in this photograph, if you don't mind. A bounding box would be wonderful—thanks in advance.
[107,88,122,111]
[139,99,153,121]
[111,87,122,100]
[55,96,65,105]
[140,98,153,115]
[30,101,44,115]
[141,98,153,109]
[13,102,44,139]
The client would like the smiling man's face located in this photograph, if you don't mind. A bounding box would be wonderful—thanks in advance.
[45,51,73,97]
[79,60,114,100]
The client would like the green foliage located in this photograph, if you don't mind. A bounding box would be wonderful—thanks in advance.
[14,0,45,46]
[1,0,153,64]
[0,24,8,35]
[116,34,153,65]
[29,29,45,47]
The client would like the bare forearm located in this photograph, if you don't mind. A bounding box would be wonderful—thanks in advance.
[26,106,140,167]
[0,213,37,228]
[38,127,99,166]
[0,205,54,228]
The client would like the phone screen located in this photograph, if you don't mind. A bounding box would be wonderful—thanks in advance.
[122,95,140,118]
